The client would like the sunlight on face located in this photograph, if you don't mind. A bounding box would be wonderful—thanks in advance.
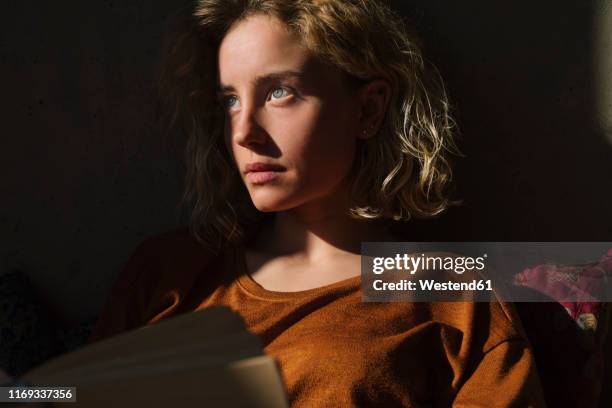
[217,14,361,213]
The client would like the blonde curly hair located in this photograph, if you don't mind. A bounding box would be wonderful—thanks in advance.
[159,0,461,253]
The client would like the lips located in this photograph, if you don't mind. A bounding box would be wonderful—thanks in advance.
[244,162,286,174]
[243,162,285,185]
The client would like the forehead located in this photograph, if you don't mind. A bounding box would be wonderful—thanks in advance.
[217,14,312,83]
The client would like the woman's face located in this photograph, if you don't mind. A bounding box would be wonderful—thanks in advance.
[217,14,362,214]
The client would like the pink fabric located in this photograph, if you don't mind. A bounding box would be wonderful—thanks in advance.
[514,249,612,330]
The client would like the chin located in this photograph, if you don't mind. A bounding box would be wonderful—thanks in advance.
[250,195,291,213]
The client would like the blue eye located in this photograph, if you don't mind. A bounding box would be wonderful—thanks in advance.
[224,96,239,108]
[270,87,290,100]
[221,86,292,110]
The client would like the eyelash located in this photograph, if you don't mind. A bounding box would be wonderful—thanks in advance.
[223,86,294,109]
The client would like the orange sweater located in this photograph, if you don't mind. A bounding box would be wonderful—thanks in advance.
[89,229,547,407]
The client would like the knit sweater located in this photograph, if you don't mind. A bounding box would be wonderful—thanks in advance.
[88,229,547,407]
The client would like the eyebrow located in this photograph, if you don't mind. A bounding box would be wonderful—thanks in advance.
[217,70,306,93]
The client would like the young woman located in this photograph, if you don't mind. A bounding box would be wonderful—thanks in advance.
[89,0,547,406]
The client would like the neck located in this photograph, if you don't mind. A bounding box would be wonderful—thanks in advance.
[249,181,396,260]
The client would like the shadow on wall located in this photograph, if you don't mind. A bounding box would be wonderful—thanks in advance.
[392,0,612,242]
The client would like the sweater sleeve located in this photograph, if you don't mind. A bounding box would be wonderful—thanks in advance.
[452,338,548,407]
[86,239,157,345]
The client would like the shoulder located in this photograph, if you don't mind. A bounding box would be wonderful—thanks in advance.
[368,249,526,343]
[111,228,220,295]
[423,299,528,353]
[430,300,548,406]
[136,227,212,259]
[88,228,226,343]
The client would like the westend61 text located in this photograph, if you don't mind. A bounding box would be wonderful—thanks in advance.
[373,279,493,291]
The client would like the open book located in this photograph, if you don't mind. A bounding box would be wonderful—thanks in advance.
[18,307,289,407]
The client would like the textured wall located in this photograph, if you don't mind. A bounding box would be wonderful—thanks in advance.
[1,1,611,328]
[1,1,187,326]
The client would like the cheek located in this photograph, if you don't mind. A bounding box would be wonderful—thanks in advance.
[292,106,357,181]
[317,103,356,158]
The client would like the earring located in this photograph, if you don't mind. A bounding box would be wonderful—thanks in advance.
[362,124,375,137]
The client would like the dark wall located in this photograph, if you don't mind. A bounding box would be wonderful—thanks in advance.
[1,1,611,326]
[395,0,612,242]
[1,1,186,325]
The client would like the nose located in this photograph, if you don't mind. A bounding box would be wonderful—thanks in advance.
[231,107,267,148]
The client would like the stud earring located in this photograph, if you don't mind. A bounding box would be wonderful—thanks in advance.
[362,124,375,136]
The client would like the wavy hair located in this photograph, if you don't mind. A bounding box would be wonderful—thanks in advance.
[159,0,461,253]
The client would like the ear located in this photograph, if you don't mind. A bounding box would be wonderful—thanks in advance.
[356,78,392,140]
